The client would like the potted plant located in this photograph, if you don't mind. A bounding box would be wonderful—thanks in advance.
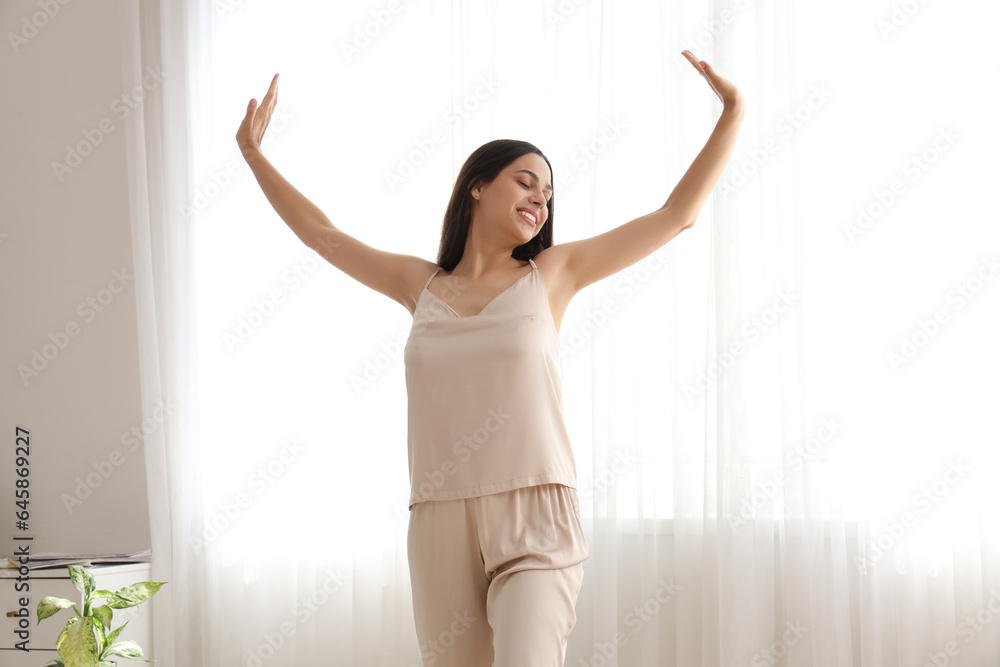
[36,564,166,667]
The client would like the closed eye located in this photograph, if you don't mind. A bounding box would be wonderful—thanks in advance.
[519,181,550,204]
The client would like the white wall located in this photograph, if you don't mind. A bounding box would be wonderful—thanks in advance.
[0,0,150,556]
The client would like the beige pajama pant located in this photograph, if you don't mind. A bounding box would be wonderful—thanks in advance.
[407,483,590,667]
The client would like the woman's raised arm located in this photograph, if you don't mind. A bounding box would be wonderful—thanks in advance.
[236,73,335,248]
[551,52,745,295]
[235,73,432,314]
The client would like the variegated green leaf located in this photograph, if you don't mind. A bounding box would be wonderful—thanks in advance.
[106,582,165,609]
[105,619,130,645]
[56,616,100,667]
[68,565,95,598]
[107,639,153,661]
[93,614,106,649]
[37,596,78,623]
[107,639,144,659]
[93,589,134,607]
[91,604,113,630]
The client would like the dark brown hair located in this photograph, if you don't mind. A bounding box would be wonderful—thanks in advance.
[435,139,554,271]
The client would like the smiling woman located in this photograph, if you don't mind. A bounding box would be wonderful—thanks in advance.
[234,42,745,660]
[118,0,1000,664]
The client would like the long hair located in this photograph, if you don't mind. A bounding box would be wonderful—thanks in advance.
[436,139,555,271]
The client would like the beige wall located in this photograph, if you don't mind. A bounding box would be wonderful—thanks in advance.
[0,0,150,556]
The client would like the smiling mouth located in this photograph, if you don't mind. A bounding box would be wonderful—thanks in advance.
[518,210,537,227]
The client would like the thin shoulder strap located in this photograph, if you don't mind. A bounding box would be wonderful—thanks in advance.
[421,266,441,291]
[528,258,537,270]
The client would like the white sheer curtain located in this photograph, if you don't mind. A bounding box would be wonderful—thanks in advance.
[123,0,1000,665]
[117,0,213,665]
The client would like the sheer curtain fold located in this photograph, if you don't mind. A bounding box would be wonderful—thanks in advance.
[122,1,999,665]
[118,0,211,664]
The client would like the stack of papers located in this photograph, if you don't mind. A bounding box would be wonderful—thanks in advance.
[1,549,151,570]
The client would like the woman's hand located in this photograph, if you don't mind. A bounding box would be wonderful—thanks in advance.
[681,50,744,112]
[236,73,280,163]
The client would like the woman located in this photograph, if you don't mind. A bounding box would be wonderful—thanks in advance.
[236,50,743,667]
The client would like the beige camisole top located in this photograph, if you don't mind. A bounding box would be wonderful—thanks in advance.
[403,258,578,510]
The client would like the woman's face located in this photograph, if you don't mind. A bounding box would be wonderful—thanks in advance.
[473,153,552,243]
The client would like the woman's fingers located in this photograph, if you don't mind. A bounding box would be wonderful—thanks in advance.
[236,75,280,160]
[236,99,256,144]
[680,50,742,107]
[262,74,279,110]
[682,50,713,85]
[681,50,703,74]
[254,74,280,138]
[236,104,259,160]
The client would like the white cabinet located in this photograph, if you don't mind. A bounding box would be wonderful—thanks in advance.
[1,562,153,666]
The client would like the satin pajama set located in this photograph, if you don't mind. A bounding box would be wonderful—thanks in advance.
[403,258,588,667]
